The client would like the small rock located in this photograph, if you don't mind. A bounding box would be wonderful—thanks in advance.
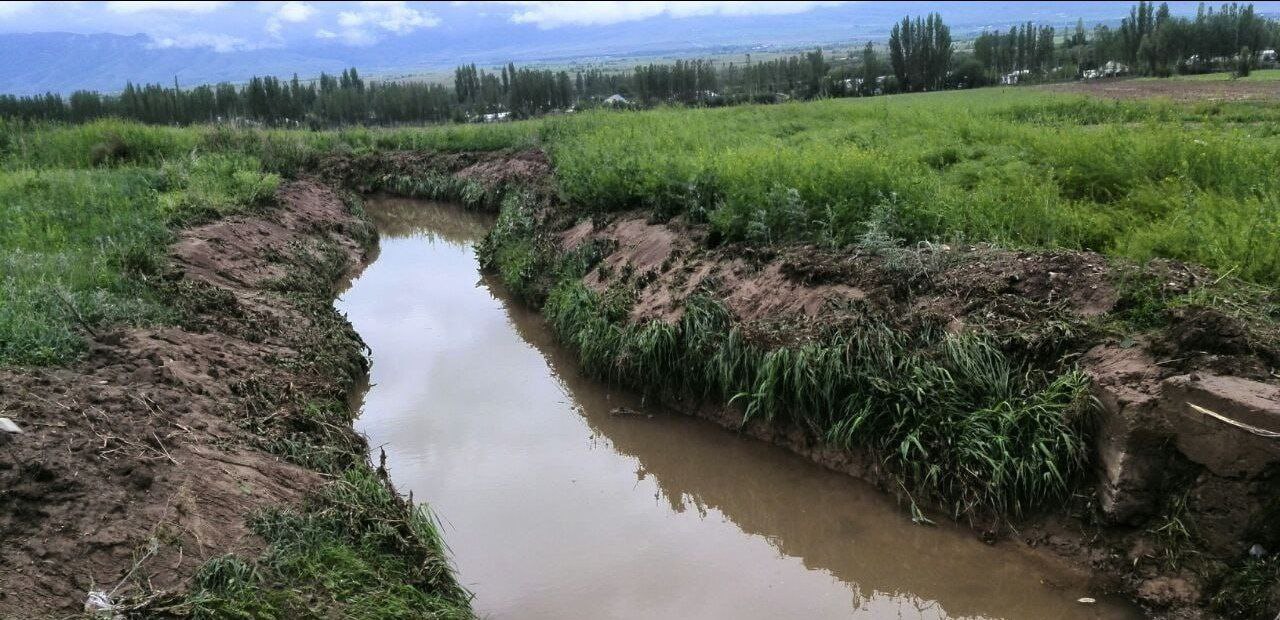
[1077,597,1096,604]
[0,418,22,434]
[1249,543,1267,558]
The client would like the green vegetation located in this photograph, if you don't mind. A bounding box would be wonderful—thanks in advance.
[0,117,532,366]
[1210,555,1280,618]
[532,269,1092,519]
[183,469,472,620]
[543,89,1280,284]
[0,138,278,365]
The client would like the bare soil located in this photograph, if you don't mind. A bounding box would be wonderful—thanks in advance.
[0,181,371,616]
[1043,77,1280,102]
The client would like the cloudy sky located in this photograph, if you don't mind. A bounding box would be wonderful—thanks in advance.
[0,1,854,51]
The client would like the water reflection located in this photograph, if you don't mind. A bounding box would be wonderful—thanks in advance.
[339,197,1136,620]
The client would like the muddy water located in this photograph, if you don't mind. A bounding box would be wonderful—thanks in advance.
[339,196,1138,620]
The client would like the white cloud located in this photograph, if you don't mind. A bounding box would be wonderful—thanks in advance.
[276,1,315,23]
[506,1,846,29]
[107,1,230,14]
[148,32,251,52]
[333,1,439,45]
[315,28,337,38]
[0,2,35,19]
[265,1,315,36]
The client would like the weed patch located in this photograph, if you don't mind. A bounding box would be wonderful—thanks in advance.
[179,468,472,619]
[542,278,1093,519]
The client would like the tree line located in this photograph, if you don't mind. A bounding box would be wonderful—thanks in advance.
[1,1,1277,126]
[0,48,839,126]
[970,1,1280,82]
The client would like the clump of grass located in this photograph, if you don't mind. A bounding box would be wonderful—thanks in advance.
[476,191,576,304]
[1210,555,1280,619]
[1147,491,1200,569]
[159,153,280,224]
[181,468,473,619]
[541,277,1093,519]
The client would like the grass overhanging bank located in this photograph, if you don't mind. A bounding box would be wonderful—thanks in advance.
[2,84,1279,617]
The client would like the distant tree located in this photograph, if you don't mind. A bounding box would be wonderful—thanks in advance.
[861,42,879,95]
[888,12,951,91]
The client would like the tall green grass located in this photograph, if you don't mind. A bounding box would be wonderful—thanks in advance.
[541,279,1092,519]
[542,89,1280,283]
[0,149,278,365]
[0,115,540,366]
[185,468,472,619]
[1,117,540,173]
[0,168,172,364]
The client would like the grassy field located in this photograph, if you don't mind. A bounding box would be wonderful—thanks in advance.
[0,118,536,366]
[544,88,1280,283]
[4,88,1278,363]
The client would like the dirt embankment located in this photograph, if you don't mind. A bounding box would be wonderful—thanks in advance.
[0,181,373,615]
[557,213,1280,617]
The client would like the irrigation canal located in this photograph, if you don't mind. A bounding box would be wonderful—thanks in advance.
[336,196,1138,619]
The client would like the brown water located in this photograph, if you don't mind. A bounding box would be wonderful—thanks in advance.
[339,196,1139,620]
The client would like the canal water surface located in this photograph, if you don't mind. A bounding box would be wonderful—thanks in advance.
[337,196,1137,620]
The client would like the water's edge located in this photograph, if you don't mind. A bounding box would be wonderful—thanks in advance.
[339,196,1139,620]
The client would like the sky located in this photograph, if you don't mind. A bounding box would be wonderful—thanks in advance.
[0,2,858,51]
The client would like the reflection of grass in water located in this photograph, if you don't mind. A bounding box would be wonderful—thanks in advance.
[364,195,494,246]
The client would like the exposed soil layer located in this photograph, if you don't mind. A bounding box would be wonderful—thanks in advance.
[1042,77,1280,102]
[552,210,1280,617]
[0,181,372,615]
[317,148,556,206]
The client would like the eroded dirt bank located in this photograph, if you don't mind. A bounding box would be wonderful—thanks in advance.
[0,180,377,614]
[467,151,1280,618]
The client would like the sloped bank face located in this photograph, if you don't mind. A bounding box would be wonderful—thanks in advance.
[0,179,471,617]
[469,150,1280,617]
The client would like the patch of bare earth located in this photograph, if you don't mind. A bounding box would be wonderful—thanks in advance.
[0,180,369,615]
[1042,77,1280,102]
